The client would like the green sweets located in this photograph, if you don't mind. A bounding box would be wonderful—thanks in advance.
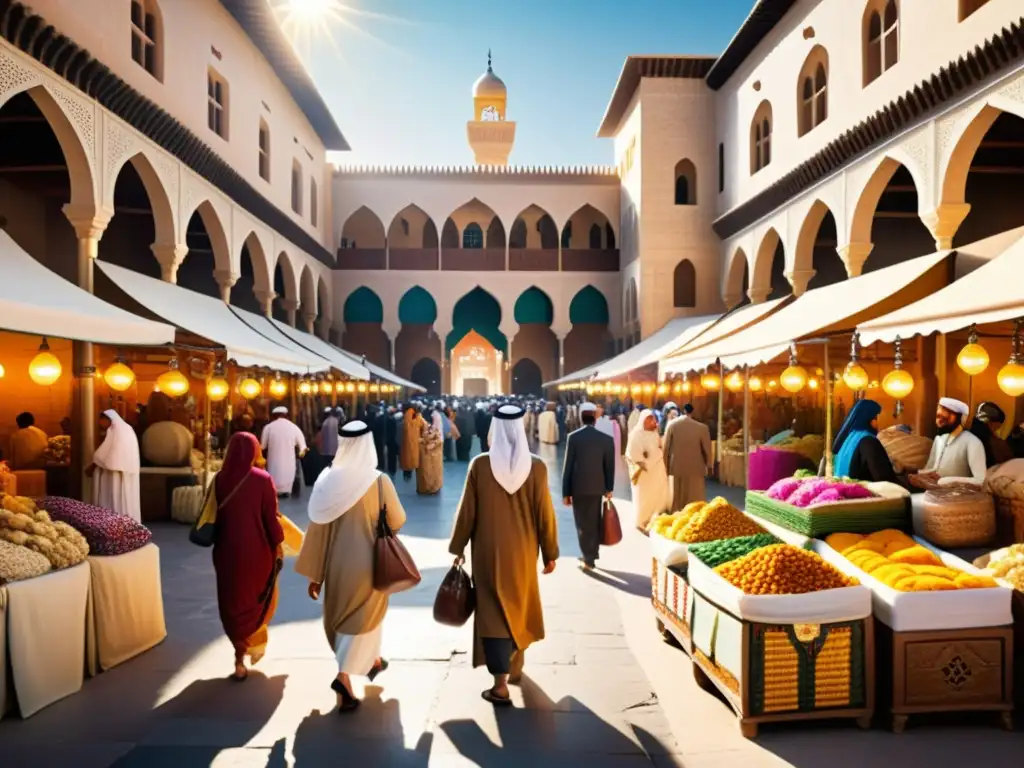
[687,533,782,569]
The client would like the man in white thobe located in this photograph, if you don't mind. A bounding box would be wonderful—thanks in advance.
[538,403,559,444]
[912,397,988,486]
[261,406,308,497]
[87,409,142,522]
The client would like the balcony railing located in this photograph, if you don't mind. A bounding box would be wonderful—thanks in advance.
[336,248,386,270]
[508,248,558,271]
[561,248,620,272]
[442,247,505,271]
[389,248,439,271]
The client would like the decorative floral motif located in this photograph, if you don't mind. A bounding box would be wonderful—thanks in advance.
[942,655,973,690]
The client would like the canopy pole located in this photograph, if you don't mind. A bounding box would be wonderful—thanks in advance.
[203,373,212,490]
[716,361,725,475]
[742,365,751,489]
[824,341,834,478]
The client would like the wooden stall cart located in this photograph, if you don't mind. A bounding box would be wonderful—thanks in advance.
[652,558,692,654]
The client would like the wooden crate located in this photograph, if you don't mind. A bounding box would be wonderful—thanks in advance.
[875,621,1014,733]
[689,587,874,739]
[651,558,692,654]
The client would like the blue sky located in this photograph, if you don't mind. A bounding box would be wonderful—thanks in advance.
[290,0,755,167]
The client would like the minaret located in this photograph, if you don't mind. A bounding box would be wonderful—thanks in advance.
[467,50,516,166]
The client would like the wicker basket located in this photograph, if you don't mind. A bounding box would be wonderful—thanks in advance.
[994,495,1024,547]
[918,488,995,548]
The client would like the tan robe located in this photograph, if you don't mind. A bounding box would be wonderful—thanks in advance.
[449,456,559,668]
[663,416,712,511]
[400,413,424,471]
[294,475,407,649]
[417,430,444,494]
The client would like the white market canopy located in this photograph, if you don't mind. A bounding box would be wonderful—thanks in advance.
[661,251,951,371]
[660,298,789,376]
[0,230,174,346]
[97,262,328,374]
[858,227,1024,345]
[544,358,609,388]
[593,314,719,380]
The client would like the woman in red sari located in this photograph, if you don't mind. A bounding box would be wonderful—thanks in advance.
[212,432,285,680]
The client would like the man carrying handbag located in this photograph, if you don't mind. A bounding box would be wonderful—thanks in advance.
[562,402,616,570]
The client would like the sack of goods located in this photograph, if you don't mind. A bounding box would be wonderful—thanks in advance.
[917,487,995,549]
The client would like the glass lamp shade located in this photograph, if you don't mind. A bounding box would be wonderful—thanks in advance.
[842,363,870,391]
[29,350,62,386]
[103,362,135,392]
[682,380,692,393]
[748,375,763,392]
[808,378,820,391]
[156,368,189,397]
[298,379,312,395]
[641,383,654,395]
[370,383,379,393]
[957,342,990,376]
[882,369,915,400]
[269,378,288,398]
[207,377,230,401]
[997,362,1024,397]
[630,383,642,396]
[700,373,721,391]
[672,381,683,395]
[357,382,368,393]
[780,365,808,393]
[346,382,356,393]
[767,379,778,391]
[725,371,744,393]
[239,377,263,399]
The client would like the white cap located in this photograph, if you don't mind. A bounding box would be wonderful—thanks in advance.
[272,406,288,415]
[324,407,333,414]
[579,403,598,413]
[939,397,969,416]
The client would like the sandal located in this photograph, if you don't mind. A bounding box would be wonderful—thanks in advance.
[481,688,513,707]
[330,678,361,713]
[231,663,248,681]
[367,658,389,682]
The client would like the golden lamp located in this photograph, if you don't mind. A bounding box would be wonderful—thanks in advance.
[346,382,356,393]
[207,375,229,402]
[725,371,744,393]
[239,376,263,400]
[998,321,1024,397]
[357,382,368,393]
[808,377,820,391]
[767,379,778,391]
[700,372,721,391]
[656,383,669,396]
[957,325,989,376]
[780,346,807,393]
[156,357,189,397]
[882,336,914,400]
[298,378,312,395]
[28,337,62,386]
[748,375,763,392]
[630,383,642,396]
[269,376,288,398]
[842,332,869,391]
[103,355,135,392]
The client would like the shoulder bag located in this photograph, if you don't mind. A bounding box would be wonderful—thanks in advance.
[601,497,623,546]
[372,475,422,594]
[433,562,475,627]
[189,473,249,547]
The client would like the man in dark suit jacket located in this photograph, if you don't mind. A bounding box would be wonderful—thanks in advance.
[562,402,615,570]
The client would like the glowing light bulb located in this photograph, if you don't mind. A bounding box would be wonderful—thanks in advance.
[725,371,744,393]
[156,359,189,397]
[207,377,229,401]
[298,379,312,395]
[700,373,721,391]
[748,376,763,392]
[269,378,288,398]
[882,369,914,400]
[957,342,990,376]
[29,338,62,386]
[103,362,135,392]
[780,365,808,393]
[842,362,869,391]
[239,377,262,399]
[997,362,1024,397]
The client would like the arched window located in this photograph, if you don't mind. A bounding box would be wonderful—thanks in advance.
[959,0,991,21]
[798,47,829,136]
[674,159,697,205]
[310,179,318,227]
[606,223,616,250]
[589,223,602,249]
[130,0,162,80]
[864,0,899,86]
[750,101,773,174]
[462,223,484,249]
[673,260,696,308]
[290,160,302,214]
[561,221,572,249]
[258,119,271,182]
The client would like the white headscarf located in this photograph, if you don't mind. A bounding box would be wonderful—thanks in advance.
[488,405,533,495]
[307,420,381,524]
[93,409,140,473]
[431,409,444,434]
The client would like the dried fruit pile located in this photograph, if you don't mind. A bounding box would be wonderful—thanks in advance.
[715,543,858,595]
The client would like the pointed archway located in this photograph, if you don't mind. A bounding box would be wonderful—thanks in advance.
[396,286,440,379]
[450,330,502,397]
[410,357,442,396]
[511,358,543,396]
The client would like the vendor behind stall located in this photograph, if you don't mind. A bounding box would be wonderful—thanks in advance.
[832,400,908,488]
[969,401,1014,468]
[9,412,48,470]
[910,398,987,487]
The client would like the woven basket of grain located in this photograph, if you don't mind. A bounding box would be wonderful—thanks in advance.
[878,427,933,473]
[918,487,995,548]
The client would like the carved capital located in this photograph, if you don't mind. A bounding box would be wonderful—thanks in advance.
[723,292,743,311]
[302,311,317,334]
[921,203,972,250]
[214,269,238,303]
[254,288,277,317]
[62,203,113,244]
[151,243,189,283]
[837,242,874,278]
[747,286,771,305]
[785,268,816,297]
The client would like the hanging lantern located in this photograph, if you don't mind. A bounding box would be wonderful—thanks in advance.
[207,361,230,402]
[808,377,820,391]
[780,345,808,393]
[882,335,915,402]
[682,379,692,394]
[156,357,190,397]
[748,375,763,392]
[998,319,1024,397]
[103,351,135,392]
[0,362,4,378]
[298,378,312,395]
[370,383,379,393]
[672,380,683,396]
[700,371,721,391]
[28,337,62,386]
[656,383,669,396]
[630,383,642,396]
[269,375,288,398]
[957,324,990,376]
[842,332,869,391]
[767,379,778,391]
[725,370,744,393]
[239,375,263,400]
[346,382,356,393]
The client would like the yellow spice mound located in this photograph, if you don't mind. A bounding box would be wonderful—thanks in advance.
[650,497,764,544]
[714,544,858,595]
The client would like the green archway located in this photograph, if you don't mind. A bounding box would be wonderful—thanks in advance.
[514,286,554,325]
[343,286,383,323]
[569,285,609,324]
[446,287,506,354]
[398,286,437,325]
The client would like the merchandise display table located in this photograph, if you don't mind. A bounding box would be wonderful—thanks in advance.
[652,558,692,654]
[86,544,167,674]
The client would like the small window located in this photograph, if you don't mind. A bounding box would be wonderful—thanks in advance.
[674,159,697,205]
[750,101,773,174]
[258,120,270,181]
[291,160,302,215]
[310,179,318,226]
[959,0,991,21]
[130,0,161,80]
[207,69,228,139]
[718,143,725,193]
[463,223,484,249]
[864,1,899,86]
[401,218,409,236]
[673,259,696,308]
[561,221,572,249]
[797,47,829,136]
[589,223,602,249]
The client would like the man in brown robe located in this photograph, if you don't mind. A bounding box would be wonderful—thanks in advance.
[449,404,559,706]
[663,403,712,511]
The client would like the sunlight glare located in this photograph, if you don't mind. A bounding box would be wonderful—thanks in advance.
[286,0,334,23]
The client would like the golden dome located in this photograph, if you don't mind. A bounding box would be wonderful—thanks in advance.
[473,50,506,98]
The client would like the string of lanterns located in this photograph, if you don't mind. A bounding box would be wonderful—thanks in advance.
[955,320,1024,397]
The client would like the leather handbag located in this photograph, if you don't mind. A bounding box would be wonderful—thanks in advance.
[433,562,475,627]
[601,498,623,546]
[372,476,422,594]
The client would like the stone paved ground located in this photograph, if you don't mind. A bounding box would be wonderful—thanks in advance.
[2,441,1023,766]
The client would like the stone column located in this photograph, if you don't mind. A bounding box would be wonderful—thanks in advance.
[922,203,972,250]
[302,311,316,335]
[63,206,111,501]
[151,243,189,284]
[280,298,299,327]
[254,289,277,318]
[836,242,874,278]
[785,269,816,297]
[214,269,238,303]
[747,286,771,305]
